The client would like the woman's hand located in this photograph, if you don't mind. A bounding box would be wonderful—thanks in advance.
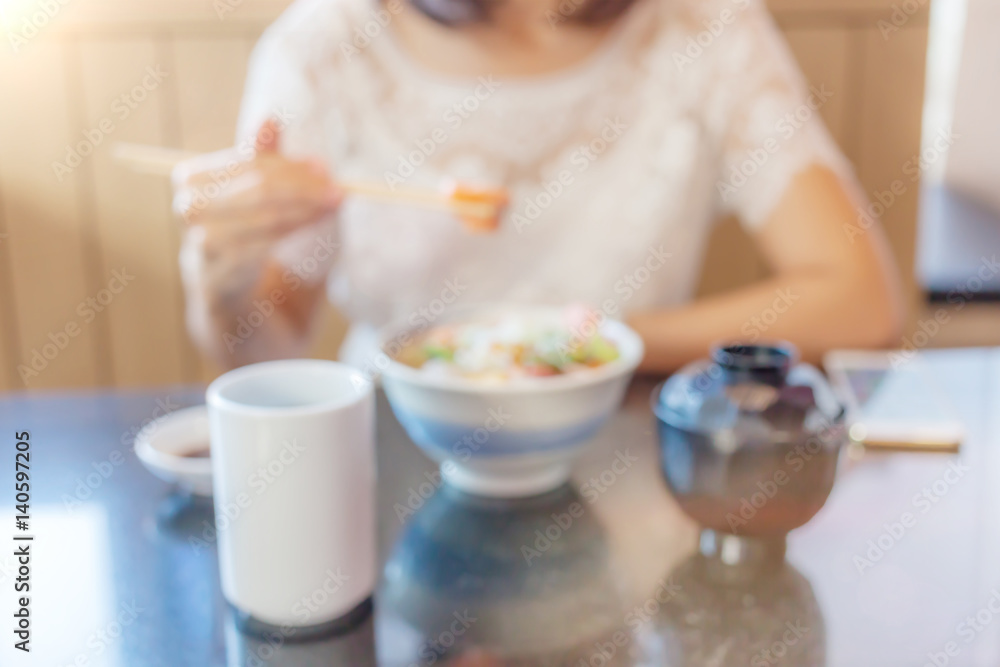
[174,119,341,367]
[174,119,340,302]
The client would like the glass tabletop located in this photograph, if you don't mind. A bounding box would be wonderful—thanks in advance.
[1,348,998,666]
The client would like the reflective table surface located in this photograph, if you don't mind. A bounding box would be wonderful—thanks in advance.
[2,348,999,666]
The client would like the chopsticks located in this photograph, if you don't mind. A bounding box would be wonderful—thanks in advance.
[111,143,198,176]
[111,142,506,232]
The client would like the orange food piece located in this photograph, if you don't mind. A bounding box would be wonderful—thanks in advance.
[447,183,508,233]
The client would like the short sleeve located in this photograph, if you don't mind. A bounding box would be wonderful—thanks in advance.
[235,0,332,160]
[236,0,343,282]
[705,0,857,230]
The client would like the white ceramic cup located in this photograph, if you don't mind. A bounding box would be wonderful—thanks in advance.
[206,359,375,633]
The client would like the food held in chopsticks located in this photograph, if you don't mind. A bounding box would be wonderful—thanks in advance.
[445,182,509,233]
[111,142,508,234]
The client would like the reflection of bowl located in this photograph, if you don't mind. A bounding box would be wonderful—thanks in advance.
[135,405,213,496]
[378,484,626,662]
[379,308,644,498]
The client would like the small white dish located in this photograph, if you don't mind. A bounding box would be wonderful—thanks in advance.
[135,404,213,496]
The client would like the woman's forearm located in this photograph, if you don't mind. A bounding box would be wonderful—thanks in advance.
[186,260,328,370]
[631,165,905,374]
[629,268,902,373]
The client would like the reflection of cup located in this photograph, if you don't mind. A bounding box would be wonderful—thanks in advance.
[223,607,376,667]
[207,360,375,635]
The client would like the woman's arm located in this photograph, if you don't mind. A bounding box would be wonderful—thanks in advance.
[629,165,904,372]
[177,121,341,370]
[182,254,331,370]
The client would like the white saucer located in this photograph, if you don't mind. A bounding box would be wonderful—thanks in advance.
[134,404,213,496]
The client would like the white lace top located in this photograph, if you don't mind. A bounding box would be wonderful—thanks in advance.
[236,0,854,364]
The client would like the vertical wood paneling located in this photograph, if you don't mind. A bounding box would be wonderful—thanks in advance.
[156,36,203,385]
[310,304,351,363]
[695,217,767,298]
[77,38,188,387]
[784,27,852,154]
[854,25,929,330]
[171,35,255,382]
[171,36,255,152]
[0,184,17,392]
[0,41,101,390]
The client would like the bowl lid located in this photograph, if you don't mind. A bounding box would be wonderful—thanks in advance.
[653,342,845,442]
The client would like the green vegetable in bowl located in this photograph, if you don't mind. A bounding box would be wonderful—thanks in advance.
[422,342,454,362]
[583,335,620,364]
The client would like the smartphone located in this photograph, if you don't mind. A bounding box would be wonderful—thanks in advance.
[824,350,965,452]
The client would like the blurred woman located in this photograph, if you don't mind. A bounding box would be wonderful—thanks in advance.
[173,0,902,372]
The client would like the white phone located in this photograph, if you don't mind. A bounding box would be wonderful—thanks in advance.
[824,350,965,452]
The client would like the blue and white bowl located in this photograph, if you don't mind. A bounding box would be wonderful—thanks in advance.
[379,309,644,497]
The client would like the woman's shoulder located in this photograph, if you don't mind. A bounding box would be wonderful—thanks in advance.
[253,0,386,69]
[643,0,776,53]
[240,0,380,143]
[637,0,794,94]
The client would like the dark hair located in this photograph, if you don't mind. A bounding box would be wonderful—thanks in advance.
[409,0,639,26]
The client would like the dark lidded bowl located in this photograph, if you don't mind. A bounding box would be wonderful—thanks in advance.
[652,343,847,541]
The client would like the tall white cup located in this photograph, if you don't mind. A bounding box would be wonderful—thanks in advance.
[206,359,375,635]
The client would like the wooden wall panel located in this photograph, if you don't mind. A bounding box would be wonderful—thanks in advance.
[0,41,102,390]
[47,0,922,29]
[171,36,255,152]
[695,217,767,299]
[784,27,852,153]
[0,183,16,391]
[310,304,351,364]
[170,35,258,383]
[770,0,930,12]
[854,25,930,331]
[56,0,294,30]
[77,38,191,386]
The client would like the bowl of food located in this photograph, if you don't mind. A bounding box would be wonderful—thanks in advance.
[379,305,644,498]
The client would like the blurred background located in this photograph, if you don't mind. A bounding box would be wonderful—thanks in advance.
[0,0,997,392]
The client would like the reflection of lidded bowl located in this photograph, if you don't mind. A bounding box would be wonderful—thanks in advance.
[652,343,846,539]
[641,553,826,667]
